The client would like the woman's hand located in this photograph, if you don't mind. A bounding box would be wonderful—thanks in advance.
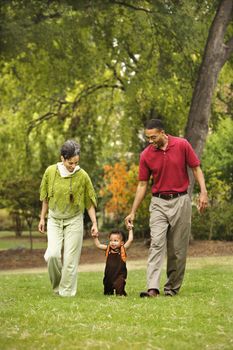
[38,218,46,234]
[91,222,98,237]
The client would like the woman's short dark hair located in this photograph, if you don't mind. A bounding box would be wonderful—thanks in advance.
[60,140,80,160]
[145,119,164,130]
[109,229,126,243]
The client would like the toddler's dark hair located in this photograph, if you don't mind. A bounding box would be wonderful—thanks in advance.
[109,229,126,243]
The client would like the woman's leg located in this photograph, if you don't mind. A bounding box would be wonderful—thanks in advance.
[59,213,83,297]
[45,216,64,293]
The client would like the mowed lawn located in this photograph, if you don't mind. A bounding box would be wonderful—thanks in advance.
[0,257,233,350]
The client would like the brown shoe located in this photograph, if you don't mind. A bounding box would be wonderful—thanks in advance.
[140,289,159,298]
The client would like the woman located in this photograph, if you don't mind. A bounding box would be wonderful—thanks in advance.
[38,140,98,297]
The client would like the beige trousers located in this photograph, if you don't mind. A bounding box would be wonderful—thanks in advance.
[147,194,192,295]
[44,213,83,297]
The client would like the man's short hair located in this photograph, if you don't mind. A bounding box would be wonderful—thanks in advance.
[145,119,164,130]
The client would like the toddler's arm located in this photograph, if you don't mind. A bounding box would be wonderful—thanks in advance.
[93,236,107,250]
[124,227,134,249]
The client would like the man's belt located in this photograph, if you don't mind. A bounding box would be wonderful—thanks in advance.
[152,191,187,200]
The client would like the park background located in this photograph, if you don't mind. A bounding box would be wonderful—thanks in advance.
[0,1,233,349]
[0,0,232,243]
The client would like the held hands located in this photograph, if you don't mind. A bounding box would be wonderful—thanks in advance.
[91,222,98,237]
[125,213,135,230]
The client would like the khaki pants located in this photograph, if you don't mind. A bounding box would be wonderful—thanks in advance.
[44,213,83,297]
[147,194,191,295]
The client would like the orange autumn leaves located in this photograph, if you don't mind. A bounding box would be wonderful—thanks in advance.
[100,161,138,219]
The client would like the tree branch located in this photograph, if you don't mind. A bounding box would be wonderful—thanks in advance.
[73,83,125,110]
[27,112,58,134]
[28,82,125,133]
[110,0,152,13]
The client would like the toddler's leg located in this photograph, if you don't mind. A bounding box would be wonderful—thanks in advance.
[103,276,114,295]
[114,275,127,296]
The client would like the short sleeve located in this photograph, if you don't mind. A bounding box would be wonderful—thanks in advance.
[184,140,200,168]
[139,154,151,181]
[84,174,97,210]
[39,169,49,201]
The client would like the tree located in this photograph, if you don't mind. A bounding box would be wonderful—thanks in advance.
[100,161,151,236]
[185,0,233,192]
[1,0,232,234]
[0,177,41,249]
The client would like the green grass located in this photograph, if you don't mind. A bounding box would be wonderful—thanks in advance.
[0,231,47,250]
[1,257,233,350]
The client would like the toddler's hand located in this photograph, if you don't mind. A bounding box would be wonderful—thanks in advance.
[91,231,99,238]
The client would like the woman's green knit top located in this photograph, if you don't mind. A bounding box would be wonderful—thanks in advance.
[40,165,97,218]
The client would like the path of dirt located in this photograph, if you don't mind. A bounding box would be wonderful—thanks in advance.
[0,240,233,271]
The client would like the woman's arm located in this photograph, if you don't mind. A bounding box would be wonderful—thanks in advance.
[87,204,98,236]
[38,200,48,233]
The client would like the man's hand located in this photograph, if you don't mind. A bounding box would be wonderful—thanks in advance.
[38,218,46,234]
[125,213,135,230]
[198,192,208,213]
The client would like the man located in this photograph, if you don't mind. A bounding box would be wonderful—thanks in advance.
[125,119,208,297]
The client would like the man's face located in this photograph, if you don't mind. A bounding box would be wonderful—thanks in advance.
[145,128,165,149]
[61,155,80,172]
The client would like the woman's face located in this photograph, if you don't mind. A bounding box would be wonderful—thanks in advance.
[61,155,80,172]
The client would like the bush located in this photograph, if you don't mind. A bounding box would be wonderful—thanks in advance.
[0,209,14,231]
[191,202,233,241]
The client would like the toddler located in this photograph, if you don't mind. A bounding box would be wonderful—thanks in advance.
[93,227,133,296]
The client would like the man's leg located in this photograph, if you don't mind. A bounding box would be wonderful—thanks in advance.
[45,216,64,293]
[59,214,83,297]
[164,195,192,295]
[147,197,169,292]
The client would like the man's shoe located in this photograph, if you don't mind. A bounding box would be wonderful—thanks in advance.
[140,289,159,298]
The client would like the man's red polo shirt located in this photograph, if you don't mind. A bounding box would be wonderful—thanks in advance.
[139,135,200,194]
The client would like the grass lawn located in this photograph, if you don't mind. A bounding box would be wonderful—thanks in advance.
[0,231,46,250]
[0,257,233,350]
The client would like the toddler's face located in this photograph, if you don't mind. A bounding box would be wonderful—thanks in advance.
[109,234,123,250]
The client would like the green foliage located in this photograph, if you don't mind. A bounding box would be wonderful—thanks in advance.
[191,203,233,241]
[202,117,233,196]
[0,1,232,239]
[191,117,233,241]
[1,258,233,349]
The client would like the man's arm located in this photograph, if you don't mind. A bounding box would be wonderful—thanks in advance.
[192,166,208,213]
[87,204,98,237]
[124,228,134,249]
[125,181,148,228]
[38,200,48,233]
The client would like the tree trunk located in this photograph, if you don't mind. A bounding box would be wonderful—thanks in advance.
[185,0,233,194]
[11,210,23,237]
